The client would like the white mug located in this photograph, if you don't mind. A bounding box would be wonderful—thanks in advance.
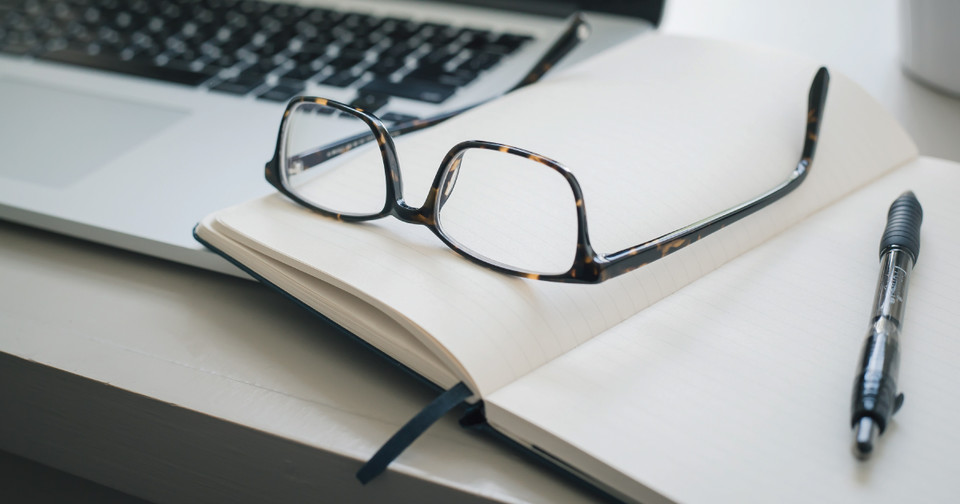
[900,0,960,96]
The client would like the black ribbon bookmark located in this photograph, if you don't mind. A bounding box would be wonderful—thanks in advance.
[356,381,473,484]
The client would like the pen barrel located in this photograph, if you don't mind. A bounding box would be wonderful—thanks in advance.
[851,319,902,432]
[853,249,912,431]
[870,249,913,324]
[852,237,916,433]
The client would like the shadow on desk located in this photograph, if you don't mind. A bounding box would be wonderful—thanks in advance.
[0,449,152,504]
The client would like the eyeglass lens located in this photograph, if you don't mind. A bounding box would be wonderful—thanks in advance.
[282,101,387,217]
[436,147,579,275]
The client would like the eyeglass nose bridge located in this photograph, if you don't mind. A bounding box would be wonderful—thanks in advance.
[374,140,467,228]
[418,141,474,223]
[389,146,465,229]
[437,152,464,211]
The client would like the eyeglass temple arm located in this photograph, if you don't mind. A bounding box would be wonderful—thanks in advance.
[288,13,590,171]
[507,12,590,93]
[595,67,830,282]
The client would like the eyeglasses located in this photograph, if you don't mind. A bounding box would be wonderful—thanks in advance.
[265,22,830,284]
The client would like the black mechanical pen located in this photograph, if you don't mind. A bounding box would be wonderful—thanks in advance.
[851,191,923,459]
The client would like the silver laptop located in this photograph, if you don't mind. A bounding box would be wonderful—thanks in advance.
[0,0,661,276]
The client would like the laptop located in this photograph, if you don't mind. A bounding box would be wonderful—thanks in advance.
[0,0,662,276]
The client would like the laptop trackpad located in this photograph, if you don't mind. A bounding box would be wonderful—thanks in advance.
[0,78,188,187]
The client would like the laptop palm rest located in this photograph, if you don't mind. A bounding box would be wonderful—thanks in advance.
[0,78,187,187]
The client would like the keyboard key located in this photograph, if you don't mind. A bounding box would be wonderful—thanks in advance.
[321,71,360,88]
[361,78,455,104]
[426,28,461,47]
[462,51,502,71]
[341,36,376,53]
[381,112,418,124]
[297,38,333,53]
[243,58,281,76]
[408,65,477,87]
[382,21,422,42]
[435,69,477,87]
[382,42,417,60]
[463,33,493,52]
[349,93,389,114]
[166,48,201,65]
[257,81,305,102]
[291,50,323,65]
[368,57,404,76]
[167,59,223,78]
[280,65,320,82]
[460,28,490,41]
[269,3,306,22]
[250,40,284,59]
[40,48,213,86]
[214,53,240,68]
[210,75,263,95]
[420,48,456,67]
[327,53,364,71]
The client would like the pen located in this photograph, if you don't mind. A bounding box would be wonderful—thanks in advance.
[851,191,923,459]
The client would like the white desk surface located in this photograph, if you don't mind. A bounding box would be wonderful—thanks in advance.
[3,1,959,503]
[663,0,960,164]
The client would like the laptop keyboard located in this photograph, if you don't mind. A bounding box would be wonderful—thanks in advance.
[0,0,533,111]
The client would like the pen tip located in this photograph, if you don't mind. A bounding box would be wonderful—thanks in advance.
[853,417,878,460]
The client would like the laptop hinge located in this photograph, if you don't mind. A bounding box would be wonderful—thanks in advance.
[429,1,664,25]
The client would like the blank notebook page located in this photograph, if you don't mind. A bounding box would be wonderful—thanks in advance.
[486,157,960,503]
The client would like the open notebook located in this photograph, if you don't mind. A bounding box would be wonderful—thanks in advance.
[195,35,960,503]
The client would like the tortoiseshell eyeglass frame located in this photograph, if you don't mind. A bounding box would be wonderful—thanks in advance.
[265,34,829,284]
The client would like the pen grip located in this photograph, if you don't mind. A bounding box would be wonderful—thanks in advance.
[879,191,923,263]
